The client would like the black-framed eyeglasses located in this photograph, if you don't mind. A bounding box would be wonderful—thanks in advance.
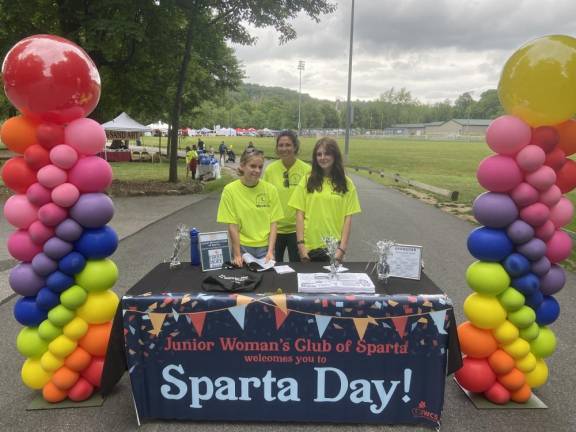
[283,171,289,188]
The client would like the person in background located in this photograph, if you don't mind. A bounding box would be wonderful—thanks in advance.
[208,145,215,157]
[219,141,227,164]
[288,137,361,262]
[197,138,205,152]
[263,130,311,262]
[185,145,198,179]
[247,141,255,150]
[217,148,283,267]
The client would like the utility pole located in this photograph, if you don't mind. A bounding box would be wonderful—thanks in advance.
[297,60,305,135]
[344,0,355,161]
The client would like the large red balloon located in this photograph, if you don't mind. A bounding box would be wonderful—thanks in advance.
[1,157,37,193]
[455,357,496,393]
[555,159,576,193]
[2,35,101,124]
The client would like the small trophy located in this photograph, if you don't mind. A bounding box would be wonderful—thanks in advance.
[166,224,190,269]
[322,235,341,277]
[375,240,395,282]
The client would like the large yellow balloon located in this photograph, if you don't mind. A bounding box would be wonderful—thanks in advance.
[21,359,52,389]
[498,35,576,126]
[525,358,549,388]
[76,290,119,324]
[463,293,507,329]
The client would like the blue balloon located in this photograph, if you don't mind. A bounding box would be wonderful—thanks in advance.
[524,290,544,310]
[59,251,86,275]
[503,253,531,278]
[46,271,74,293]
[511,273,540,296]
[36,287,61,311]
[536,296,560,325]
[74,226,118,259]
[467,227,514,262]
[14,296,48,326]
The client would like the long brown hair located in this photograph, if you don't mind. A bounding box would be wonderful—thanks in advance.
[307,137,348,194]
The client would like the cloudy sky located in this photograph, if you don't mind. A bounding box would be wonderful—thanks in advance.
[232,0,576,104]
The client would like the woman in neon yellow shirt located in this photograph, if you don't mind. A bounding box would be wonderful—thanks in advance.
[263,130,311,262]
[217,148,283,267]
[289,137,361,262]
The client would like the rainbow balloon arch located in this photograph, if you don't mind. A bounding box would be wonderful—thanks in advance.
[1,35,119,402]
[456,35,576,404]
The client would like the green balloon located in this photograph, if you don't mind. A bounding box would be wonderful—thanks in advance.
[519,322,540,341]
[38,320,62,341]
[47,305,75,327]
[498,287,525,311]
[60,285,88,310]
[75,259,118,293]
[508,306,536,329]
[16,327,49,358]
[531,326,557,358]
[466,261,510,296]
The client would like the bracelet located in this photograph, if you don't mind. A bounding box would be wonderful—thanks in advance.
[337,247,346,254]
[297,240,305,245]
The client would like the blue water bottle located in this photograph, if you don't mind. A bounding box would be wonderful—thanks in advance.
[190,228,200,266]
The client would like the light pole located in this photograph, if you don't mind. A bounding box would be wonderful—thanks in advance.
[344,0,355,161]
[297,60,305,135]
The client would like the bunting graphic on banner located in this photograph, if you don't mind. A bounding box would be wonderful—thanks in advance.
[274,308,289,329]
[391,316,408,339]
[315,315,332,337]
[269,294,288,315]
[352,316,377,339]
[228,305,247,329]
[149,313,167,336]
[172,308,180,322]
[191,312,207,336]
[236,294,254,306]
[430,309,447,334]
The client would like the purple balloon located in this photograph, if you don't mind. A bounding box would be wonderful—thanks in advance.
[531,256,551,276]
[70,193,114,228]
[55,218,84,242]
[516,238,546,261]
[43,237,74,260]
[540,264,566,295]
[9,263,44,296]
[507,220,535,245]
[31,253,58,276]
[473,192,518,228]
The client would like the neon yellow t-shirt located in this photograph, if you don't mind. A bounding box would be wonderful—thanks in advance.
[263,159,311,234]
[288,175,361,250]
[185,150,198,164]
[217,179,284,247]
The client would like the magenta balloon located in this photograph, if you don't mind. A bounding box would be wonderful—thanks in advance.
[515,145,545,172]
[70,193,114,228]
[540,264,566,295]
[51,183,80,208]
[7,229,43,262]
[531,256,551,276]
[38,202,68,227]
[539,185,562,207]
[516,238,547,261]
[535,220,556,242]
[37,164,67,189]
[472,192,518,228]
[510,182,539,208]
[486,115,531,155]
[546,230,572,263]
[67,156,112,193]
[28,220,55,245]
[43,237,73,260]
[65,118,106,155]
[55,218,84,241]
[525,165,557,191]
[31,252,58,276]
[549,197,574,228]
[477,155,523,192]
[507,219,535,244]
[26,183,52,207]
[3,194,38,228]
[49,144,78,169]
[9,263,44,296]
[520,203,550,227]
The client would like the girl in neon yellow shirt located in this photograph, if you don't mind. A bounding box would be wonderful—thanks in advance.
[289,137,361,262]
[217,148,283,267]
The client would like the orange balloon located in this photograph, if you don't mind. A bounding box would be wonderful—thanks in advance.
[78,322,112,356]
[458,321,498,358]
[556,119,576,156]
[488,349,515,375]
[64,347,92,372]
[510,383,532,403]
[497,368,526,391]
[51,366,80,390]
[42,381,68,403]
[0,115,38,153]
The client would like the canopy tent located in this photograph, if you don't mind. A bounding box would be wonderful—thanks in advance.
[101,112,151,139]
[147,120,170,134]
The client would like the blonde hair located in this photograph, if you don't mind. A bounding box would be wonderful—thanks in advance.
[238,148,264,176]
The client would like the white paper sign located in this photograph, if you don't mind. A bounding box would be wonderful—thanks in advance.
[297,273,375,293]
[388,244,422,280]
[199,231,231,271]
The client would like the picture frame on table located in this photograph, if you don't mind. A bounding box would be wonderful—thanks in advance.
[198,231,232,271]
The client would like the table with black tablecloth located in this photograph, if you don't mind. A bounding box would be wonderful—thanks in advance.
[102,263,461,428]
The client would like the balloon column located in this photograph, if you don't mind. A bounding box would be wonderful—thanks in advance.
[456,35,576,404]
[1,35,119,402]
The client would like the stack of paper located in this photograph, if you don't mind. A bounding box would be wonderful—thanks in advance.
[297,273,375,293]
[242,253,275,271]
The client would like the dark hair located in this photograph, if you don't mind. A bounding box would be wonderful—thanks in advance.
[238,147,264,176]
[276,130,300,154]
[192,145,197,150]
[307,137,348,194]
[185,146,191,151]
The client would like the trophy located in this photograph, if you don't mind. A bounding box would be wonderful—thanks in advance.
[375,240,395,282]
[322,235,342,277]
[166,224,190,269]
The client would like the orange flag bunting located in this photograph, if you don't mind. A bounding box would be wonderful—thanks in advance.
[190,312,207,336]
[236,294,254,306]
[391,316,409,339]
[148,313,167,336]
[352,316,377,339]
[274,307,289,329]
[269,294,288,315]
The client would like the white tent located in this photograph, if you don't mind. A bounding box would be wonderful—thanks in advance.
[147,120,170,133]
[216,127,237,136]
[102,112,151,133]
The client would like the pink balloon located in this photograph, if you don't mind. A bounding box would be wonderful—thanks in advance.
[525,165,557,191]
[65,118,106,155]
[7,229,43,262]
[546,230,572,263]
[3,194,38,228]
[26,183,52,206]
[51,183,80,208]
[539,185,562,207]
[520,202,550,227]
[50,144,78,170]
[37,203,68,227]
[515,145,545,172]
[477,155,523,192]
[68,156,112,193]
[510,182,539,208]
[37,164,67,189]
[28,220,55,245]
[486,115,531,155]
[549,197,574,228]
[535,220,556,242]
